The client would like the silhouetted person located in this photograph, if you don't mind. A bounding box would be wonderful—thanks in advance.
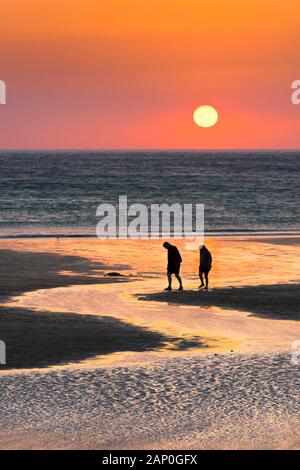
[199,245,212,290]
[163,242,183,291]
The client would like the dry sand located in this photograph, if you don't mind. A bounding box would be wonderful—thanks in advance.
[0,352,299,450]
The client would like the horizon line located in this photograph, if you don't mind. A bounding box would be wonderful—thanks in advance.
[0,148,299,153]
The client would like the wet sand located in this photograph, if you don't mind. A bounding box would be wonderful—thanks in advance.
[245,236,300,246]
[0,307,172,370]
[0,248,209,369]
[0,236,299,449]
[139,284,300,321]
[0,247,129,297]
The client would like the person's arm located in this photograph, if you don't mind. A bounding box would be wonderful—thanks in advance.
[208,253,212,268]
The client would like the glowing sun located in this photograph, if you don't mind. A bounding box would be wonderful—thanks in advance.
[193,105,219,128]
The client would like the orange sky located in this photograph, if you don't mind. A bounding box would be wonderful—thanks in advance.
[0,0,299,149]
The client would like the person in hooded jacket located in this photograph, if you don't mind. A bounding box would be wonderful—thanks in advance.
[163,242,183,291]
[199,245,212,290]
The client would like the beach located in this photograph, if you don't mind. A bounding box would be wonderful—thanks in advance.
[2,0,300,457]
[0,235,299,449]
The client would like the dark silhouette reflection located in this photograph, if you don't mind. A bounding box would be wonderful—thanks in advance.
[138,284,300,321]
[0,248,130,299]
[0,306,211,369]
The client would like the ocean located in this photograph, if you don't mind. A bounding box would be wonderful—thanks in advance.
[0,150,299,237]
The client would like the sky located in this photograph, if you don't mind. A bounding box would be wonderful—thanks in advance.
[0,0,299,149]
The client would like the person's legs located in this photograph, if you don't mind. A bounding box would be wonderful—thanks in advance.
[199,271,205,288]
[164,273,172,290]
[175,273,183,290]
[204,272,209,289]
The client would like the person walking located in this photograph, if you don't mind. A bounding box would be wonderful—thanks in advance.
[199,245,212,290]
[163,242,183,291]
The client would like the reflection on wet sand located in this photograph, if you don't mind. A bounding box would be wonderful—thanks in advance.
[0,237,300,368]
[0,236,299,450]
[2,305,206,370]
[0,235,299,370]
[139,283,300,321]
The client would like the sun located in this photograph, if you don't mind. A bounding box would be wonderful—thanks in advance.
[193,105,219,128]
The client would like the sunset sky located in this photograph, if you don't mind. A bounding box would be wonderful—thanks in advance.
[0,0,299,149]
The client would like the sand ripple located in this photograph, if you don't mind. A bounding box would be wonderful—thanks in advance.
[0,353,299,449]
